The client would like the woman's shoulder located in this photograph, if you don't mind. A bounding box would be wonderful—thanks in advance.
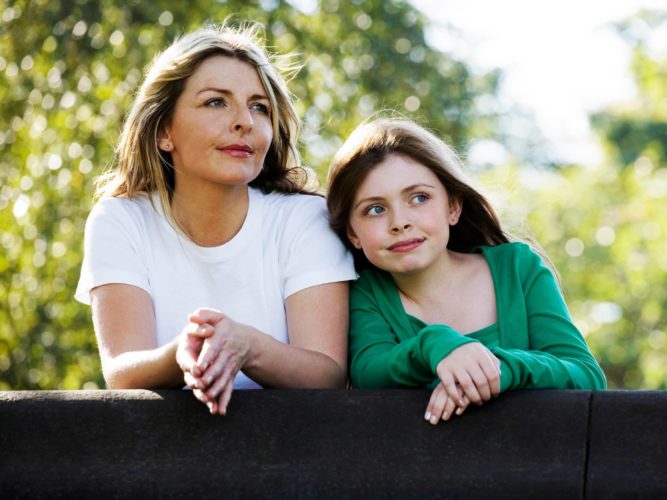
[255,189,327,227]
[259,189,325,212]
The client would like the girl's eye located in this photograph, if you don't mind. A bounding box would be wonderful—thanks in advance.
[250,102,270,115]
[412,193,429,204]
[364,205,385,216]
[205,97,225,107]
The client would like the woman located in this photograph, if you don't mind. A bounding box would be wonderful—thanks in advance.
[75,24,356,414]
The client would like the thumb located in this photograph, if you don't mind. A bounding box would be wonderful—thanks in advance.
[188,307,225,325]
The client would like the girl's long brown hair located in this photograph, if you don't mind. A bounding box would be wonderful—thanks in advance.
[327,119,511,270]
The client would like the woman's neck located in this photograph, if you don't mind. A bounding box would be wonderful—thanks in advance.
[391,250,462,304]
[171,183,250,247]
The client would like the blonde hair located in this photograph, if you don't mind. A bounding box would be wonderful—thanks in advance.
[327,119,511,269]
[96,22,313,225]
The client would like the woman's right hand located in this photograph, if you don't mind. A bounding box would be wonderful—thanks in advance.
[176,321,215,397]
[435,342,501,407]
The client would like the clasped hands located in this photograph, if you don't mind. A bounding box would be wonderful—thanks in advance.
[176,308,251,415]
[425,343,501,425]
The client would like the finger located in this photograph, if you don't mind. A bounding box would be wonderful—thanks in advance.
[192,387,210,405]
[196,338,221,376]
[425,385,448,425]
[479,354,501,397]
[216,380,234,416]
[455,371,483,405]
[184,371,204,391]
[205,360,236,400]
[439,371,464,407]
[187,322,215,339]
[442,394,458,421]
[455,397,470,416]
[188,307,225,325]
[468,365,493,402]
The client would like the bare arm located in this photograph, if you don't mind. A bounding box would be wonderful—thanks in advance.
[189,281,349,413]
[246,281,349,388]
[90,283,184,389]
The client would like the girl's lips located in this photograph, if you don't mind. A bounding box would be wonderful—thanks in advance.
[387,238,424,252]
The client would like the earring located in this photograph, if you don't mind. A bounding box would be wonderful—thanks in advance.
[161,142,172,152]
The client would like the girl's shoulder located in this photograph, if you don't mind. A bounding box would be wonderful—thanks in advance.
[480,241,540,264]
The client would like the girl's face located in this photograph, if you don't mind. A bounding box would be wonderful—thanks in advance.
[159,55,273,194]
[347,153,461,276]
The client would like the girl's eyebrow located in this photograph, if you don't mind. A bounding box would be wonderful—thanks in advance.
[197,87,269,101]
[353,183,437,210]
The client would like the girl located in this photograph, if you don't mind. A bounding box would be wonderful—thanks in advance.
[327,119,606,425]
[75,24,356,415]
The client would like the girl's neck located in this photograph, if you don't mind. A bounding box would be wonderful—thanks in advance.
[391,250,464,304]
[171,183,250,247]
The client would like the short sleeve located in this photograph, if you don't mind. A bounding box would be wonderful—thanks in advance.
[279,195,356,297]
[75,198,151,305]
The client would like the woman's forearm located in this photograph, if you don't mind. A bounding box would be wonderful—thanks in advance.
[243,326,346,389]
[102,337,184,389]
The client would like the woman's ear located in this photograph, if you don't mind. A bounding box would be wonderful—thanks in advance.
[347,227,362,250]
[448,197,462,226]
[157,128,173,152]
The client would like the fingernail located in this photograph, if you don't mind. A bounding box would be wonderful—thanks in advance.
[430,415,438,425]
[443,411,449,421]
[207,375,213,385]
[207,401,213,412]
[197,326,207,335]
[424,411,431,421]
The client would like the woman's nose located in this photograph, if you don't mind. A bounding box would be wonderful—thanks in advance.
[232,106,253,132]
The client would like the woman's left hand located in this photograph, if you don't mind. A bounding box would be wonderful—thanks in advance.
[187,308,253,415]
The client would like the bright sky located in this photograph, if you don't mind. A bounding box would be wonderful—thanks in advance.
[411,0,667,166]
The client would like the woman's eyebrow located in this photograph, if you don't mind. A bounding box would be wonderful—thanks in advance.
[197,87,269,101]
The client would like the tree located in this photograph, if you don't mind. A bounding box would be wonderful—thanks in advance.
[0,0,498,389]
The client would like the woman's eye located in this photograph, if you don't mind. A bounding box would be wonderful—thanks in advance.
[251,102,270,114]
[365,205,385,216]
[205,97,225,107]
[412,193,429,204]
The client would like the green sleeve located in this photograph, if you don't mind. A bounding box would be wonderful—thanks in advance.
[492,245,607,391]
[349,273,477,388]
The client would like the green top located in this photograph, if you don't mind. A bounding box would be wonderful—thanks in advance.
[349,242,607,391]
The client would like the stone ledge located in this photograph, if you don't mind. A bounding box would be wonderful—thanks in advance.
[1,389,665,499]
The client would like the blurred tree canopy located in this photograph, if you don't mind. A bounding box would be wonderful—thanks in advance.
[1,0,665,390]
[0,0,498,389]
[479,8,667,389]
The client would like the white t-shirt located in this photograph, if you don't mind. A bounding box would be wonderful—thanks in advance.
[75,187,356,389]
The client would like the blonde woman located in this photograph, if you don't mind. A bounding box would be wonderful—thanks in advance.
[76,24,355,414]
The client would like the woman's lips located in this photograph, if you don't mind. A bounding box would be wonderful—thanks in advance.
[220,144,253,158]
[387,238,424,252]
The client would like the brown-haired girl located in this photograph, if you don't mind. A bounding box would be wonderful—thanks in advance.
[327,118,605,425]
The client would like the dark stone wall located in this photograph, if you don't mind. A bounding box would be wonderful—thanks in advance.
[1,389,665,499]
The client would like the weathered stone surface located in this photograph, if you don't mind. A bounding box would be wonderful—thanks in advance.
[0,389,663,498]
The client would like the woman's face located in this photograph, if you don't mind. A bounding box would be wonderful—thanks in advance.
[159,55,273,193]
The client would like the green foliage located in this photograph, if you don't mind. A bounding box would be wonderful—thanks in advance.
[3,0,665,391]
[0,0,497,389]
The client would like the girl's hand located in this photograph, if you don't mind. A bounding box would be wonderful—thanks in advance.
[435,343,501,407]
[188,308,253,415]
[425,382,469,425]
